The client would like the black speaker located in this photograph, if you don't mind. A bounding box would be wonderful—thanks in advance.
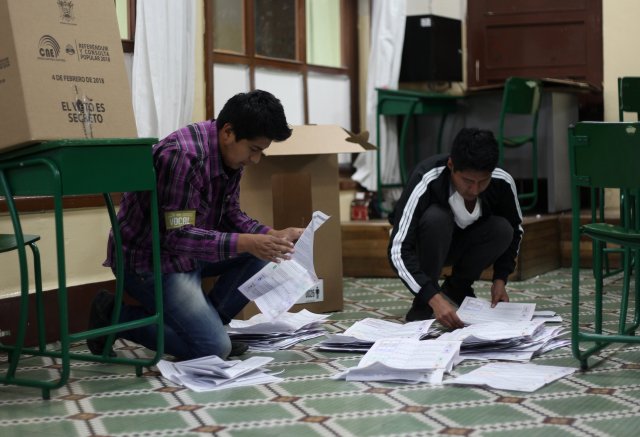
[399,15,462,83]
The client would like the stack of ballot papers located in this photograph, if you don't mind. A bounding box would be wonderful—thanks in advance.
[157,355,282,392]
[456,297,536,325]
[227,309,329,351]
[444,362,576,392]
[332,338,461,384]
[438,320,570,362]
[315,318,439,352]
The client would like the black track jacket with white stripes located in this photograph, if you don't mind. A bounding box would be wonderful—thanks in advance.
[387,153,523,304]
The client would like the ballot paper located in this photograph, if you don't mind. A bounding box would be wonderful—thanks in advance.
[315,334,374,353]
[438,321,569,363]
[439,320,545,343]
[315,318,437,352]
[156,355,282,392]
[228,309,329,351]
[533,310,563,323]
[444,362,575,392]
[239,211,329,319]
[229,309,330,334]
[456,297,536,325]
[344,318,435,341]
[332,338,461,384]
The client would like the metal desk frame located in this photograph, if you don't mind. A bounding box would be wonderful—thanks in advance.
[0,138,164,399]
[376,88,461,213]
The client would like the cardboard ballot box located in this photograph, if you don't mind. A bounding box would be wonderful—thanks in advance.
[238,125,375,319]
[0,0,137,152]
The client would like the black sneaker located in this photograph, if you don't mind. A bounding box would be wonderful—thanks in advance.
[87,290,117,357]
[228,341,248,357]
[405,295,434,322]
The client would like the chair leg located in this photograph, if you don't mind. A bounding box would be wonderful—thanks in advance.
[521,139,539,211]
[29,243,47,353]
[574,240,610,371]
[632,249,640,332]
[572,232,588,370]
[0,176,30,381]
[594,241,604,335]
[509,139,539,211]
[619,248,632,335]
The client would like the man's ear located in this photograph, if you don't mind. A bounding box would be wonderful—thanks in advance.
[220,122,234,142]
[447,158,454,172]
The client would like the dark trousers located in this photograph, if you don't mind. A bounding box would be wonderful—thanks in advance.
[417,204,513,305]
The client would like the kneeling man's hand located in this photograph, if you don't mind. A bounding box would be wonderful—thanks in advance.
[238,233,295,263]
[268,227,304,243]
[490,279,509,307]
[429,293,465,330]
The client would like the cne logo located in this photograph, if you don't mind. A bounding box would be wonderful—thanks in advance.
[38,35,61,59]
[57,0,75,23]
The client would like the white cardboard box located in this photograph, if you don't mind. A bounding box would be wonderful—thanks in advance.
[238,124,375,318]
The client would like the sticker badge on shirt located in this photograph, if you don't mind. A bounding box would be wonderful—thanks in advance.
[165,210,196,230]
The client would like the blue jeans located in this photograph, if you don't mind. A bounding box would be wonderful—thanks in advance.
[117,254,267,360]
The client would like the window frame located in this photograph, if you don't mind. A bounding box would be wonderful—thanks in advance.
[204,0,359,131]
[118,0,136,53]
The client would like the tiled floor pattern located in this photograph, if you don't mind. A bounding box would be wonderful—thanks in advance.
[2,268,640,436]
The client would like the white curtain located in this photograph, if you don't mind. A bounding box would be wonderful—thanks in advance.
[351,0,406,194]
[132,0,196,139]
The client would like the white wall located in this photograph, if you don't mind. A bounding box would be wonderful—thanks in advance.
[603,0,640,122]
[602,0,640,210]
[0,209,115,295]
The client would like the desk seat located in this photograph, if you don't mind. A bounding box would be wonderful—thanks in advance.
[0,138,164,399]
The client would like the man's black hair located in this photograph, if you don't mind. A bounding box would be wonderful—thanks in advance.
[216,90,292,141]
[449,127,499,173]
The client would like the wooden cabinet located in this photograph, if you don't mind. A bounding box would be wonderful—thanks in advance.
[466,0,603,90]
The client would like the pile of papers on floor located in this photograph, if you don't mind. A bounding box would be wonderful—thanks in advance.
[332,338,461,384]
[315,318,439,352]
[440,297,569,362]
[444,362,576,392]
[157,355,282,392]
[438,320,569,362]
[227,309,328,351]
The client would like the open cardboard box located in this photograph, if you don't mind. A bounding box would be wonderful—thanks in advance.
[237,124,375,319]
[0,0,137,152]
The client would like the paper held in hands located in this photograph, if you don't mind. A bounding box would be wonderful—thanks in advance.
[239,211,330,319]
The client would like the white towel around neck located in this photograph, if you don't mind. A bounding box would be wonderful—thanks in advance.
[448,191,482,229]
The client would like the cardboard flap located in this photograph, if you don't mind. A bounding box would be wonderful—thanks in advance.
[264,125,376,156]
[342,129,376,150]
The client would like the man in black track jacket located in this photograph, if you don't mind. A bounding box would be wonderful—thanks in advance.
[388,128,523,329]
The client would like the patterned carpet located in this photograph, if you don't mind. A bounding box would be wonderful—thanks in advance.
[2,268,640,437]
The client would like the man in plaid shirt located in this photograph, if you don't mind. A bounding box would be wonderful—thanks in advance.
[91,90,302,360]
